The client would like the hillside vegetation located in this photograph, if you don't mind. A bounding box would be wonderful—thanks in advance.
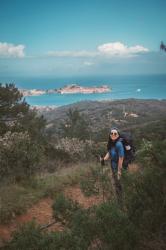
[0,84,166,250]
[43,99,166,139]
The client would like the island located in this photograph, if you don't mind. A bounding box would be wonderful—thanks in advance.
[21,89,46,96]
[57,84,111,94]
[20,84,111,96]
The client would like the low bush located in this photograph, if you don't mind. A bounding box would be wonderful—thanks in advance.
[7,222,44,250]
[54,137,106,162]
[80,164,112,198]
[52,193,80,225]
[94,202,138,250]
[0,132,43,181]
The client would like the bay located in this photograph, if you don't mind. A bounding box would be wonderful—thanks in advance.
[1,75,166,106]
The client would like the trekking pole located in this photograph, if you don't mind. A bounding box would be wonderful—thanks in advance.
[114,170,123,207]
[99,154,105,202]
[100,155,117,201]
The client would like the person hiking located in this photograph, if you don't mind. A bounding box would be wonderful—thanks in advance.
[101,127,124,180]
[100,127,135,204]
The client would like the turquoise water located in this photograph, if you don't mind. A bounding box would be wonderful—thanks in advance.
[1,75,166,106]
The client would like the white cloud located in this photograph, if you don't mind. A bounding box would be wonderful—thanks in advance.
[98,42,149,56]
[0,42,25,58]
[0,41,149,59]
[128,45,149,53]
[46,42,149,59]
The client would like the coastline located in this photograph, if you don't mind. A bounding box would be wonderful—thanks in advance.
[18,75,166,107]
[31,105,58,111]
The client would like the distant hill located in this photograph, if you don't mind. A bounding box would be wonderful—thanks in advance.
[40,99,166,134]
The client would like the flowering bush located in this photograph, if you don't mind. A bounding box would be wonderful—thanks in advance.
[0,131,43,181]
[55,138,96,161]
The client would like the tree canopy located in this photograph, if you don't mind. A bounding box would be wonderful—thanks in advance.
[0,84,46,180]
[0,83,46,140]
[60,108,91,140]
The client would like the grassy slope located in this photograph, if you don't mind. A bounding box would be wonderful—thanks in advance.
[0,163,93,224]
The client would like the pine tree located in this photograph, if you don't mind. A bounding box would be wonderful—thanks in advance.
[0,83,45,140]
[60,108,91,140]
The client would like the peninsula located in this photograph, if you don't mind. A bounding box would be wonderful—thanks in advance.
[20,84,111,96]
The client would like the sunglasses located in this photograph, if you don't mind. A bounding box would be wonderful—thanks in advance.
[110,132,118,136]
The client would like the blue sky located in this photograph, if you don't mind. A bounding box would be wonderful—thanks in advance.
[0,0,166,77]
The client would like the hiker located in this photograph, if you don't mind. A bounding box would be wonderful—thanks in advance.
[101,127,125,180]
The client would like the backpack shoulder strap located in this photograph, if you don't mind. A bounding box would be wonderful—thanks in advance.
[115,139,125,152]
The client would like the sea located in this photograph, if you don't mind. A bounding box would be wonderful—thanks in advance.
[1,75,166,107]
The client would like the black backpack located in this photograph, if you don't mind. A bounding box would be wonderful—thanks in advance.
[117,132,135,166]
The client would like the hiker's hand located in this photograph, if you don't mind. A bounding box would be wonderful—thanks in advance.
[117,170,122,180]
[99,155,103,161]
[100,156,105,166]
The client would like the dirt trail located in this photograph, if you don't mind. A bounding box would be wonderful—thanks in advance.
[128,163,140,172]
[64,186,103,209]
[0,163,138,246]
[0,198,63,243]
[0,186,103,245]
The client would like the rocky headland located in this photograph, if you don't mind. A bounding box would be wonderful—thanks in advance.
[20,84,111,96]
[57,84,110,94]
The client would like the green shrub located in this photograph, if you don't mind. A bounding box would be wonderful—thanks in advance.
[80,165,113,200]
[5,221,77,250]
[95,202,138,250]
[52,193,80,224]
[80,167,100,196]
[0,132,43,181]
[7,222,44,250]
[45,143,73,163]
[69,208,97,250]
[5,221,87,250]
[122,139,166,249]
[123,167,166,239]
[60,108,91,141]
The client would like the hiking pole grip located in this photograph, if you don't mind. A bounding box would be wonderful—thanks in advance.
[100,154,105,166]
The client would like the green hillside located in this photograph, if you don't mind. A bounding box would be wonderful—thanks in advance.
[0,84,166,250]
